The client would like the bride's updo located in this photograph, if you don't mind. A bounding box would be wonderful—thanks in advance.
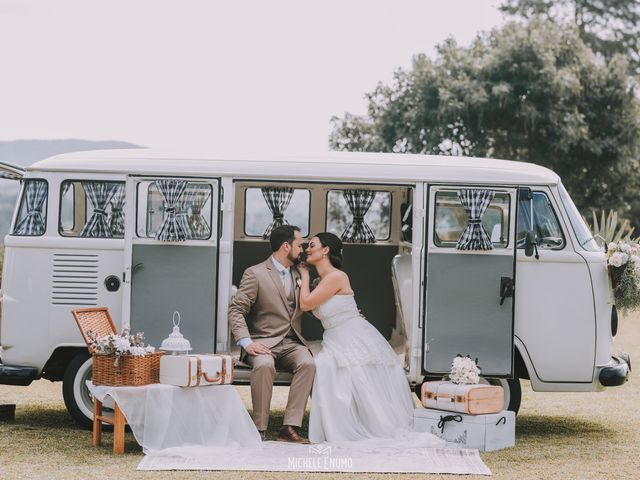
[316,232,343,270]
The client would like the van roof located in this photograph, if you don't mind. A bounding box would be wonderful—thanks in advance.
[27,149,559,185]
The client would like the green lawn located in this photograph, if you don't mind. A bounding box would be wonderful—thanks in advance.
[1,315,638,480]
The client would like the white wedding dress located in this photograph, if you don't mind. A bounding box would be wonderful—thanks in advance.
[308,294,445,447]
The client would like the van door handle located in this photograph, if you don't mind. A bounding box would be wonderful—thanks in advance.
[499,277,514,306]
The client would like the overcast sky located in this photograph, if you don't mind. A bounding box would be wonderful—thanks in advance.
[0,0,503,154]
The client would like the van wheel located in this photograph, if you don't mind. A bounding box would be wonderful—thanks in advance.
[488,377,521,414]
[62,351,112,430]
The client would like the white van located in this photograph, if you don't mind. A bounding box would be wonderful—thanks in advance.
[0,150,630,428]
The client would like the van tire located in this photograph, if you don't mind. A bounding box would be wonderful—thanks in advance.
[62,351,109,430]
[489,377,521,414]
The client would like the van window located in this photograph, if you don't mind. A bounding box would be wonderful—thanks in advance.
[517,192,565,249]
[11,179,48,236]
[244,187,310,238]
[137,180,214,240]
[558,183,601,252]
[434,191,510,248]
[326,190,391,242]
[59,181,125,238]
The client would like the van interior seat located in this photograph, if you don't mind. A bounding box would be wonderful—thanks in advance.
[391,253,413,338]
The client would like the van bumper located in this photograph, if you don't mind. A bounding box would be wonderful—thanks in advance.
[0,363,39,386]
[598,353,631,387]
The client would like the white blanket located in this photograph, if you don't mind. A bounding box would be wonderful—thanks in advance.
[137,442,491,474]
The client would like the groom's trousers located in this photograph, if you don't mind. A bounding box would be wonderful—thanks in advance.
[245,335,315,431]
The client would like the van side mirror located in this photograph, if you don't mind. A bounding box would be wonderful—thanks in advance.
[524,230,539,259]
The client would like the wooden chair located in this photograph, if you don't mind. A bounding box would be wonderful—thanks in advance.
[72,307,128,454]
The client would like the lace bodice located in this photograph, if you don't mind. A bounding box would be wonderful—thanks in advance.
[312,294,400,368]
[312,294,360,330]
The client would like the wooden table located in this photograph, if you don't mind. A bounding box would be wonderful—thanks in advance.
[93,397,127,454]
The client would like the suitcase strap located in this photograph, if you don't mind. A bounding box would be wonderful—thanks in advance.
[195,356,225,385]
[426,392,465,403]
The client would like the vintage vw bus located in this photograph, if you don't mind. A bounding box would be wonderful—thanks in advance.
[0,150,631,429]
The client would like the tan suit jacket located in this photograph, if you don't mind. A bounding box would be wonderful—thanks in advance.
[229,258,308,357]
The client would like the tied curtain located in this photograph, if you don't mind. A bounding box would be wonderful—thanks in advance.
[108,184,126,237]
[79,183,120,237]
[456,189,495,250]
[13,180,48,236]
[341,189,376,243]
[261,186,294,239]
[155,179,189,241]
[175,183,211,239]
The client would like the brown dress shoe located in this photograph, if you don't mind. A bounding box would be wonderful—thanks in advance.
[276,425,310,444]
[258,430,267,441]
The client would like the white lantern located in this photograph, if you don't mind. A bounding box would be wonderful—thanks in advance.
[159,311,192,355]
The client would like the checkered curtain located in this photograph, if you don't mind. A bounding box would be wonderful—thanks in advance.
[187,184,212,239]
[456,189,495,250]
[174,185,195,239]
[172,183,212,239]
[13,180,48,236]
[108,184,126,237]
[261,186,294,239]
[341,189,376,243]
[79,182,120,237]
[155,179,189,241]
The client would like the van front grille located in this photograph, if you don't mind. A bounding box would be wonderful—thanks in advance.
[51,253,99,306]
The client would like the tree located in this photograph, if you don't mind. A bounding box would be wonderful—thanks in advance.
[330,20,640,219]
[500,0,640,75]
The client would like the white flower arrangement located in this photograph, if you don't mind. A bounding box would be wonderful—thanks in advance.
[606,240,640,311]
[449,355,481,385]
[87,327,156,366]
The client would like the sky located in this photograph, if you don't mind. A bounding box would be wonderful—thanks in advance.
[0,0,503,154]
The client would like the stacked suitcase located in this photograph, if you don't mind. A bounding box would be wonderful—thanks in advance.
[414,381,515,451]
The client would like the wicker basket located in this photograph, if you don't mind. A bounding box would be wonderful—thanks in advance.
[92,351,164,386]
[72,307,164,387]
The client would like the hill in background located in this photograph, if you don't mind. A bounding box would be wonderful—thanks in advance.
[0,139,142,237]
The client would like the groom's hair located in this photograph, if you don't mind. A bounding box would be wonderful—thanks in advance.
[270,225,301,252]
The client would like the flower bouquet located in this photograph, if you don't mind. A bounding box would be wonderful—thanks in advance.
[87,328,163,386]
[449,355,481,385]
[607,240,640,312]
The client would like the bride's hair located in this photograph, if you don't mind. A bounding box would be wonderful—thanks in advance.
[316,232,343,269]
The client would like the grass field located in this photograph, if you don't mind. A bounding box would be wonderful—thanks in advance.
[1,315,638,480]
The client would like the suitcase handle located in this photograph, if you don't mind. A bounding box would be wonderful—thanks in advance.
[437,414,462,434]
[202,372,221,383]
[196,356,227,385]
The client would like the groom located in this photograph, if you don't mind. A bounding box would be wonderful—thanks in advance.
[229,225,315,443]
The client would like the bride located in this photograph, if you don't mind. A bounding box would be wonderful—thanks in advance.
[298,232,444,446]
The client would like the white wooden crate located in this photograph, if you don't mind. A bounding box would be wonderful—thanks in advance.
[413,408,515,452]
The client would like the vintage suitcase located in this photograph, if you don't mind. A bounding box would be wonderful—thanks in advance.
[413,408,515,451]
[421,381,504,415]
[160,354,234,387]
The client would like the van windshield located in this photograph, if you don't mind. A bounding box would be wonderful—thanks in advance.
[558,183,602,252]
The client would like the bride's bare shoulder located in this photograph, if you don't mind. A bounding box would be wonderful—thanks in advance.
[325,269,349,281]
[325,269,352,291]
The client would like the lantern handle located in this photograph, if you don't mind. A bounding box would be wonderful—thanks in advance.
[172,311,181,328]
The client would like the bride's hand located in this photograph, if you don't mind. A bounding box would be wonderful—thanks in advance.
[297,262,310,278]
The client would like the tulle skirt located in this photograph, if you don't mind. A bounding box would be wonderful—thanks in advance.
[308,317,445,448]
